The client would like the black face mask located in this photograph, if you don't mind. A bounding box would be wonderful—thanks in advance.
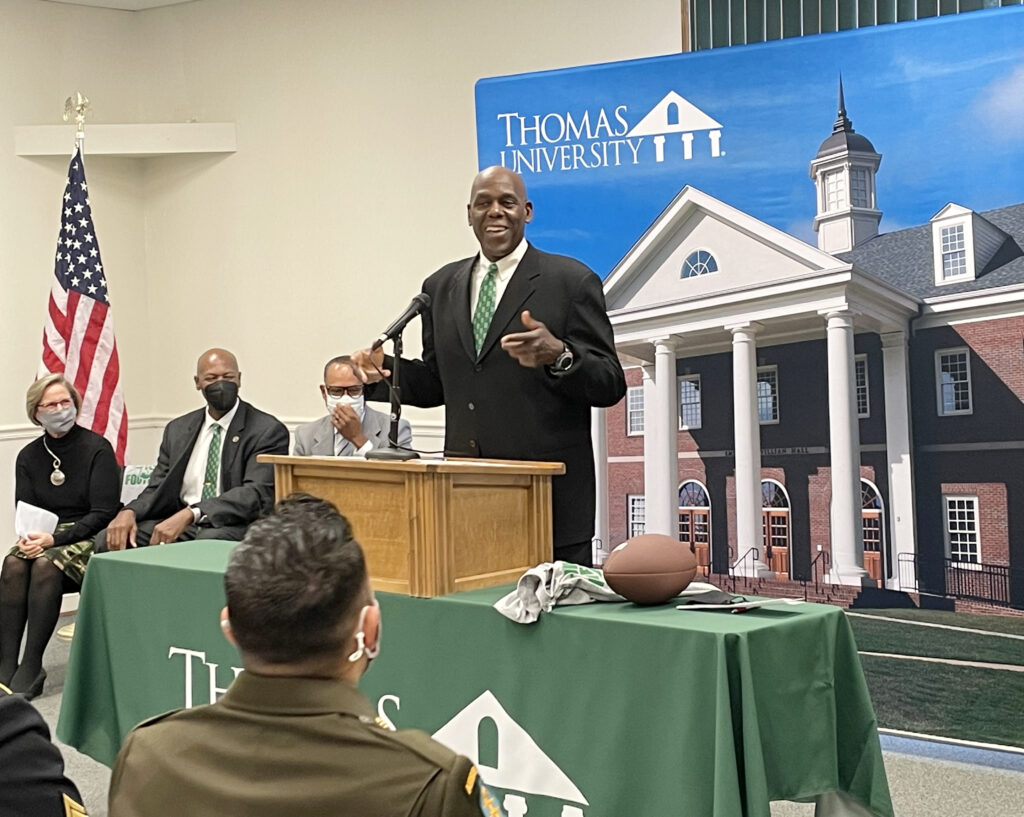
[203,380,238,413]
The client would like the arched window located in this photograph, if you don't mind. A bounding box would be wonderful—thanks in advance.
[678,480,711,573]
[666,102,680,127]
[477,716,499,769]
[760,480,790,576]
[861,480,884,582]
[681,250,718,279]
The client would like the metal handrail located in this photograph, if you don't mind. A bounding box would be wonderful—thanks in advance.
[731,546,761,578]
[809,549,831,592]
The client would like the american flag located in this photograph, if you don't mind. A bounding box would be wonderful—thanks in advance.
[40,149,127,464]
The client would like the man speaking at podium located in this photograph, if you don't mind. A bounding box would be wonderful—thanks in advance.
[353,166,625,566]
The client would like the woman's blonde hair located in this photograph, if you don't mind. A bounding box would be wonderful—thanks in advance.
[26,373,82,426]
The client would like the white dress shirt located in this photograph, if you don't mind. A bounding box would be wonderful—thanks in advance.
[180,399,240,509]
[470,238,528,317]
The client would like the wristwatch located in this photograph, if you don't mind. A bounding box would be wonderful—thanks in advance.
[549,342,574,373]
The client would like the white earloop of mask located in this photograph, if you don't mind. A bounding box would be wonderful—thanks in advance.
[347,602,380,662]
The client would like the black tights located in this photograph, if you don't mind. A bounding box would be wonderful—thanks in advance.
[0,555,78,690]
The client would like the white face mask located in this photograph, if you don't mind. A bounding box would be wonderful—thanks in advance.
[38,405,77,435]
[329,393,365,420]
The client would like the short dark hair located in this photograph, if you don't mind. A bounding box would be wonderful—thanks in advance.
[224,494,368,665]
[323,355,354,381]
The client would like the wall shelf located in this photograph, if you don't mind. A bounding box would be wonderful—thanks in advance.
[14,123,237,158]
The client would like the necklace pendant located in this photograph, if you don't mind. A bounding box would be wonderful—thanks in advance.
[51,468,66,486]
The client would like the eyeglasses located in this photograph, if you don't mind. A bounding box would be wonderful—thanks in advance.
[37,399,73,413]
[325,385,364,398]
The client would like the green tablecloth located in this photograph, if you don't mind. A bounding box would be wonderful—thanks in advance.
[57,541,892,817]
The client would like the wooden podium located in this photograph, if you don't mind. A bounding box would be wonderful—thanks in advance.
[259,455,565,597]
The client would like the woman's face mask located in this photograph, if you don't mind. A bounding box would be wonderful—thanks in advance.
[38,404,77,435]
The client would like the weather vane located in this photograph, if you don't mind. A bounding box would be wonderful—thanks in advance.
[63,92,90,152]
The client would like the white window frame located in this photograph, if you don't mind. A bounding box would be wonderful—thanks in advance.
[681,249,718,279]
[678,374,702,430]
[823,169,845,213]
[626,385,644,436]
[855,354,870,418]
[627,494,646,538]
[757,365,779,425]
[943,495,980,568]
[940,223,968,280]
[935,348,973,417]
[849,167,870,208]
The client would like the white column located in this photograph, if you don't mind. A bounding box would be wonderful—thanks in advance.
[729,323,771,576]
[591,406,609,563]
[824,310,869,586]
[642,338,678,536]
[881,331,918,591]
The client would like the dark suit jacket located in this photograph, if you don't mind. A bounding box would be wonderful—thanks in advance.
[370,245,625,548]
[0,687,87,816]
[126,400,289,531]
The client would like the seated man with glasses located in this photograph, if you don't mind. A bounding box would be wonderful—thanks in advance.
[293,356,412,457]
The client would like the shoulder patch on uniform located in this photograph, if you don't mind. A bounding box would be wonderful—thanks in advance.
[63,792,88,816]
[479,783,503,817]
[464,764,478,795]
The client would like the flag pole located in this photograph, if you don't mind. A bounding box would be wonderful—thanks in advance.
[63,91,89,155]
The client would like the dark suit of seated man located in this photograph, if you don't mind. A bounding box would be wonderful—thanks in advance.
[108,495,503,817]
[0,683,89,816]
[96,348,289,550]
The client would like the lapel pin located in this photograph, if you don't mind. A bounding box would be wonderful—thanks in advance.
[232,435,240,443]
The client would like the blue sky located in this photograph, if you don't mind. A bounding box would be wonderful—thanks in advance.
[475,7,1024,278]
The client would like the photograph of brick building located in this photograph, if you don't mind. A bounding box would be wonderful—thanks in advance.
[598,85,1024,610]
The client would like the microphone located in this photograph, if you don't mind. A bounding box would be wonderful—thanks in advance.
[371,293,432,351]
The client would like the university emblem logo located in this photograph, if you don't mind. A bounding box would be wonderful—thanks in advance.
[431,690,589,816]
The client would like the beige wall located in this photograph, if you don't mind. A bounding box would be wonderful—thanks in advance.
[0,0,680,541]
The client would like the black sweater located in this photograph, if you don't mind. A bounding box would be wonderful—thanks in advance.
[15,425,121,547]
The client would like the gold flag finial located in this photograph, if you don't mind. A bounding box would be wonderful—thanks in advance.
[63,92,90,149]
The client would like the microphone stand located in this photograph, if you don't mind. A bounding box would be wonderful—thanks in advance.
[366,330,419,461]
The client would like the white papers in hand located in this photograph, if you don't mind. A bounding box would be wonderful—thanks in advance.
[15,501,59,539]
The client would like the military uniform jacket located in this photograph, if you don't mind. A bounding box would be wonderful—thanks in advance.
[108,672,499,817]
[0,685,88,817]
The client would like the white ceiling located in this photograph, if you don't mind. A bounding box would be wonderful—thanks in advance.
[44,0,197,10]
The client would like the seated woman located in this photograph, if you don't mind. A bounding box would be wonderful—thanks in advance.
[0,373,120,699]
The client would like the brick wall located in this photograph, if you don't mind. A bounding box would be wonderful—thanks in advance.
[939,481,1010,566]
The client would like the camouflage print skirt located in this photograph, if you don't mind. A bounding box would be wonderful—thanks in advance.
[8,522,92,586]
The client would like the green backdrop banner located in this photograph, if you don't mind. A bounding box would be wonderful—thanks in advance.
[58,542,892,817]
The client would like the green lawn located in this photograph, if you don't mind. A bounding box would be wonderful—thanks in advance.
[847,608,1024,748]
[848,614,1024,666]
[849,607,1024,636]
[859,654,1024,749]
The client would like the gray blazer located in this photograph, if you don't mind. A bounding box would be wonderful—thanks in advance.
[293,405,412,457]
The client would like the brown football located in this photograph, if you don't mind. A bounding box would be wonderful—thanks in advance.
[603,534,699,605]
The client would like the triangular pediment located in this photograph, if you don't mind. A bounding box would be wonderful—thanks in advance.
[432,690,588,804]
[626,91,722,136]
[605,186,846,312]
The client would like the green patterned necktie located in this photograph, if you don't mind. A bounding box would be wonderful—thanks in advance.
[201,424,223,500]
[472,263,499,354]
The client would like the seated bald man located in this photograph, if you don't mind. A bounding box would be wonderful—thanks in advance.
[96,348,289,550]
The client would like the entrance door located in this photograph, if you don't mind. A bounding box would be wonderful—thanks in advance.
[760,480,790,578]
[861,480,884,585]
[678,481,711,575]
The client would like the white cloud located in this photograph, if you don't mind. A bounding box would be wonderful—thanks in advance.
[973,63,1024,136]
